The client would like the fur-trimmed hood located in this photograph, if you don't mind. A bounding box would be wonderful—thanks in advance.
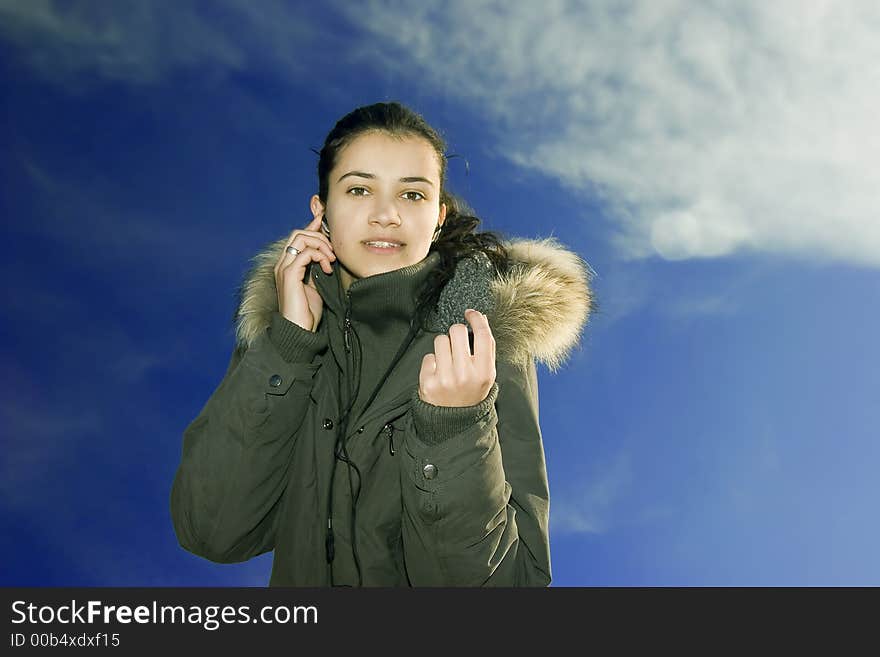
[232,236,596,372]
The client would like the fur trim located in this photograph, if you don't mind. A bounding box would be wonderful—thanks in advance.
[231,235,595,372]
[492,238,596,372]
[231,235,293,357]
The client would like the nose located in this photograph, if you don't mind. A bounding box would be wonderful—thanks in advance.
[368,192,402,228]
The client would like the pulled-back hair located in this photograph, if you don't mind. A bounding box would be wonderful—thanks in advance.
[314,101,510,328]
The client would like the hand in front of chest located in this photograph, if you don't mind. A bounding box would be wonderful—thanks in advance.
[418,309,497,407]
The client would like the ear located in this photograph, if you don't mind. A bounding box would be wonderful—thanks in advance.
[310,194,325,220]
[438,202,447,228]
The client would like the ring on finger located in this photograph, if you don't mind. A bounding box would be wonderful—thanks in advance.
[286,245,301,256]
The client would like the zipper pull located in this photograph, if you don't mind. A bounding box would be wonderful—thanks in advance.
[343,308,352,352]
[325,517,335,563]
[385,423,395,455]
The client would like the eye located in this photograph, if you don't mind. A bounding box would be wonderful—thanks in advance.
[347,187,425,201]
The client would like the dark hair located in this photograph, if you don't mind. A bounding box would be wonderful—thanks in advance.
[314,101,510,328]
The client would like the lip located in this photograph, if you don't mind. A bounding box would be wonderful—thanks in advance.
[362,237,404,245]
[362,240,404,254]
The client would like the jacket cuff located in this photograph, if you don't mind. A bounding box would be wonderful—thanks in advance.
[410,383,499,446]
[268,311,328,363]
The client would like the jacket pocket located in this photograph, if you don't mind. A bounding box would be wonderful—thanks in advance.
[239,362,318,441]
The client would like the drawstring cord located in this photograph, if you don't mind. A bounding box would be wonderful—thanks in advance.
[326,309,422,586]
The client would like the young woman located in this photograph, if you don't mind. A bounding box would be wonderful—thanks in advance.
[170,101,594,586]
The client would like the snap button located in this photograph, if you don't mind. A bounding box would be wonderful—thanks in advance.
[357,426,365,434]
[268,374,282,387]
[322,418,334,430]
[422,464,437,480]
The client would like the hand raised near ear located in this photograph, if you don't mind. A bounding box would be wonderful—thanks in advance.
[274,215,336,332]
[418,309,496,407]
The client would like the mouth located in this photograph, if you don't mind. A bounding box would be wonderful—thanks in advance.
[362,240,404,254]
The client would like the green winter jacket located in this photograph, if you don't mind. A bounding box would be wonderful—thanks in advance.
[170,235,593,586]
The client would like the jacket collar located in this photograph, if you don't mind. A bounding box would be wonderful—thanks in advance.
[233,236,596,372]
[312,251,441,329]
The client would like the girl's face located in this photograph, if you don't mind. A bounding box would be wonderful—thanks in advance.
[311,131,446,291]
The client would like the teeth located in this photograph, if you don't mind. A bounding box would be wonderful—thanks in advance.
[365,241,401,248]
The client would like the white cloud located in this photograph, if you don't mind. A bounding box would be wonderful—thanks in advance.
[4,1,879,266]
[0,0,235,89]
[0,0,316,91]
[341,0,880,268]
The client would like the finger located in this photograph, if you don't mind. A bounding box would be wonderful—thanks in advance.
[289,226,334,254]
[466,309,495,367]
[289,219,334,251]
[287,233,336,262]
[419,353,437,383]
[284,246,334,276]
[447,323,472,377]
[432,334,453,381]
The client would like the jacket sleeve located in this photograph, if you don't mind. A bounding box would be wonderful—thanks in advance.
[170,312,327,563]
[399,357,552,586]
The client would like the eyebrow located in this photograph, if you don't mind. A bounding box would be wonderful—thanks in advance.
[336,170,434,186]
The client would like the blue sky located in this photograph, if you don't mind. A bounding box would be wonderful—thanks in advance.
[2,0,879,586]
